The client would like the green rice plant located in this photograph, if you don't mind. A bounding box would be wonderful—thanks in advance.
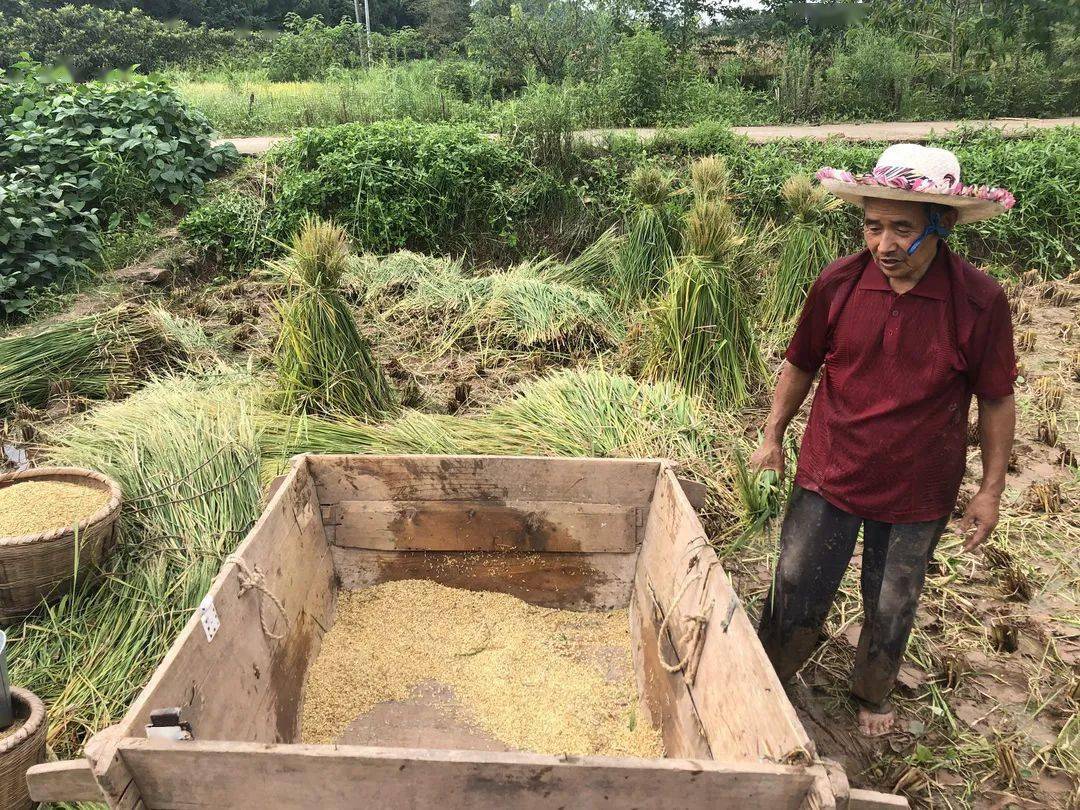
[690,155,730,203]
[145,305,223,368]
[468,273,625,351]
[343,251,463,307]
[760,175,843,328]
[732,443,784,538]
[272,218,397,420]
[9,371,263,758]
[347,250,624,355]
[262,367,726,484]
[646,192,765,407]
[0,306,178,416]
[539,225,623,289]
[611,166,680,307]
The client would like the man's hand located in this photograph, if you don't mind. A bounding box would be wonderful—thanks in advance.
[750,439,785,481]
[957,490,1001,552]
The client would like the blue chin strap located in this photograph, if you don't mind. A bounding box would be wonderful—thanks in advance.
[907,210,952,255]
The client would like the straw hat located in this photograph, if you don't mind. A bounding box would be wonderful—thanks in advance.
[816,143,1015,224]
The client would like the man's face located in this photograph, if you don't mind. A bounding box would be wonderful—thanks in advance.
[862,197,950,281]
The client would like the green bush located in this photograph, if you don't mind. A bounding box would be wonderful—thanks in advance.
[434,60,494,104]
[269,121,545,253]
[0,5,255,79]
[935,126,1079,272]
[0,176,99,314]
[0,62,236,310]
[603,30,672,127]
[818,28,924,121]
[179,189,269,269]
[0,64,235,208]
[264,14,362,82]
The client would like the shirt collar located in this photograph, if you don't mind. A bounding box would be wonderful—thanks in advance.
[858,247,949,300]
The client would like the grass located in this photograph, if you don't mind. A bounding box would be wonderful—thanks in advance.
[172,64,497,137]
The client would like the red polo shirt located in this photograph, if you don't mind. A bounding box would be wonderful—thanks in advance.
[786,246,1016,523]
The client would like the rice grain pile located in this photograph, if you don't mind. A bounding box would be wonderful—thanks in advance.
[301,580,663,758]
[0,481,110,537]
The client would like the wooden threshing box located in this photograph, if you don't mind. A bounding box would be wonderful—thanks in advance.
[29,455,907,809]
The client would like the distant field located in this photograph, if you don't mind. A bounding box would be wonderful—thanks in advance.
[173,65,500,136]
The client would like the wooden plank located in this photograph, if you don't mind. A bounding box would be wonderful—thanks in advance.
[676,477,708,511]
[307,454,662,506]
[82,725,144,810]
[327,499,637,552]
[113,457,336,745]
[117,739,819,810]
[332,547,636,610]
[849,789,909,809]
[26,759,102,803]
[637,467,814,763]
[629,581,712,759]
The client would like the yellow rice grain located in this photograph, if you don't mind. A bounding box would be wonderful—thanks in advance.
[301,580,664,758]
[0,481,110,537]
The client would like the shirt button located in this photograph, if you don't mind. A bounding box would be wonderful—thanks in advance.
[891,309,900,317]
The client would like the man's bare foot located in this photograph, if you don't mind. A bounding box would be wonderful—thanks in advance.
[857,703,895,737]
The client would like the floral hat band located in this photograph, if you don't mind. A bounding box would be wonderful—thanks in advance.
[815,143,1016,225]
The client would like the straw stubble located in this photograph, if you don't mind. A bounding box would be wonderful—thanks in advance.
[301,580,664,759]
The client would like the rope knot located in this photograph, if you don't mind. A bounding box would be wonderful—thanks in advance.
[227,555,290,641]
[656,536,718,687]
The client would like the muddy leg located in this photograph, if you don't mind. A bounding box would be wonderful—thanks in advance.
[758,487,862,682]
[852,516,948,707]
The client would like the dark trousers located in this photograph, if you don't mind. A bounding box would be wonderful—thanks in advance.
[757,486,948,708]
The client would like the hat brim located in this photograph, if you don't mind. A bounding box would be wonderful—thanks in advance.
[818,179,1008,225]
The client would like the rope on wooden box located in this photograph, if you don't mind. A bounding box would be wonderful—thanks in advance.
[227,555,290,640]
[656,536,718,687]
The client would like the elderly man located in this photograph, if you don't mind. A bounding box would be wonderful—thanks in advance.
[751,144,1017,736]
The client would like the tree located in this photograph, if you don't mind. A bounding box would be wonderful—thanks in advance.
[467,0,614,87]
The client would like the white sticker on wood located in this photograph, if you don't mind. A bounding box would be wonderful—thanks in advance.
[199,596,220,643]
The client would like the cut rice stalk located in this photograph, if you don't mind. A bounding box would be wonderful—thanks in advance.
[272,217,397,419]
[0,306,179,416]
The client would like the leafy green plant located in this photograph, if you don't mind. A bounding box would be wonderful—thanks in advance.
[180,189,269,269]
[0,5,257,79]
[0,62,236,209]
[0,61,236,309]
[264,14,363,82]
[603,29,672,127]
[0,176,99,314]
[269,121,543,254]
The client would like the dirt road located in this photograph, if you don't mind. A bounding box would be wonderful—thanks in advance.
[217,116,1078,155]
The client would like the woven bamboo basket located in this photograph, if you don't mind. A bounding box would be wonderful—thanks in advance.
[0,467,122,619]
[0,687,46,810]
